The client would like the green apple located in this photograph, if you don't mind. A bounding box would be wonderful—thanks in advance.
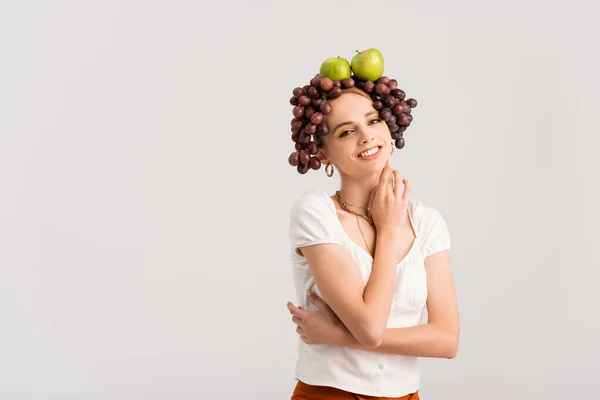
[351,48,385,82]
[319,57,352,81]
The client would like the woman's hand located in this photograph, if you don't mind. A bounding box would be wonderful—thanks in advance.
[287,290,353,346]
[368,160,410,235]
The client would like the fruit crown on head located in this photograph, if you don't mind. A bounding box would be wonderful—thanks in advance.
[288,48,418,175]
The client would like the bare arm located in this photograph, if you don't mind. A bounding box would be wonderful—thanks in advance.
[298,163,409,347]
[341,250,460,357]
[300,231,400,348]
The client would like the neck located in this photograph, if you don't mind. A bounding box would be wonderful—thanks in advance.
[337,172,381,211]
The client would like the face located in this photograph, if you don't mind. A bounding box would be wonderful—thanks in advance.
[318,91,391,177]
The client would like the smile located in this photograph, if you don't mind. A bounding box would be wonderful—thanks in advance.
[357,146,382,161]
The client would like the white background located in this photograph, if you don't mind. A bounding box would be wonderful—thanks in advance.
[1,1,599,399]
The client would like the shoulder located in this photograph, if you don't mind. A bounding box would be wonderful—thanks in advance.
[408,200,444,231]
[289,189,344,248]
[408,200,451,256]
[290,189,333,216]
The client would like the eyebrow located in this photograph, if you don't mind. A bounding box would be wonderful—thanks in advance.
[333,111,379,134]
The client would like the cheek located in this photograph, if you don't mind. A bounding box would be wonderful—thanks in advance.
[374,122,391,137]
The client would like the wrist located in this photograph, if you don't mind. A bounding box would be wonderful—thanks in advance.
[376,230,399,243]
[340,328,360,347]
[377,229,398,237]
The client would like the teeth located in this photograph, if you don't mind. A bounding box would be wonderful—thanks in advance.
[359,147,379,157]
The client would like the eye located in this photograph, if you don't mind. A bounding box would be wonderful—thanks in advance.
[369,118,381,125]
[339,129,353,138]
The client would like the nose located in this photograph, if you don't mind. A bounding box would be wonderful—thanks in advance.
[357,127,374,144]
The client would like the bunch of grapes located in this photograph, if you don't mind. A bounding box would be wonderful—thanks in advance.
[288,74,417,174]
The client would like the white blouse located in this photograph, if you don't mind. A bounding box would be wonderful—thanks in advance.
[288,189,451,398]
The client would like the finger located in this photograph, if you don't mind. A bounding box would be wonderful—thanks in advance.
[377,161,392,197]
[292,316,302,325]
[306,290,327,310]
[387,166,396,198]
[401,178,411,203]
[393,170,402,198]
[368,185,377,211]
[300,335,310,344]
[296,326,303,335]
[287,302,307,318]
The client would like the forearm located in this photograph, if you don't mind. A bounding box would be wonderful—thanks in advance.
[343,322,459,359]
[359,232,399,343]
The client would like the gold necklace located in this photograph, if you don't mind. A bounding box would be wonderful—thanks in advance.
[335,190,374,256]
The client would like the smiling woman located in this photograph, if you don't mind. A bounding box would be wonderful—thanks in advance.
[285,51,460,400]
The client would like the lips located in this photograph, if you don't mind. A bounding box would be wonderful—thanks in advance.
[357,146,381,158]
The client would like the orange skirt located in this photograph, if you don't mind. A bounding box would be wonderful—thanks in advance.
[291,380,420,400]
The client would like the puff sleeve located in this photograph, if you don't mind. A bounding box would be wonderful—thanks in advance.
[421,207,451,258]
[289,191,344,254]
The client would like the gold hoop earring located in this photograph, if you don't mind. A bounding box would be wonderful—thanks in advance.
[325,163,334,178]
[390,142,395,155]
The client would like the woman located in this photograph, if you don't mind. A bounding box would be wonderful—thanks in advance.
[286,71,459,399]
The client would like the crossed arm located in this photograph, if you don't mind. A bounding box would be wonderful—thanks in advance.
[287,249,460,359]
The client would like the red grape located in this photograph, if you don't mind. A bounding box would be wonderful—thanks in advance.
[320,78,334,91]
[290,96,299,106]
[307,142,318,155]
[364,81,375,93]
[288,151,300,166]
[291,132,300,142]
[380,107,392,121]
[291,121,303,134]
[388,79,398,90]
[333,80,342,88]
[297,163,309,174]
[299,150,310,164]
[299,130,311,143]
[400,101,411,114]
[328,87,342,99]
[308,86,320,98]
[293,106,304,118]
[320,101,332,115]
[407,98,418,108]
[378,76,390,84]
[389,123,400,133]
[312,98,323,108]
[305,106,315,120]
[311,75,322,87]
[298,95,311,106]
[293,87,306,97]
[398,114,410,125]
[311,112,323,125]
[309,157,321,170]
[304,123,317,135]
[375,83,390,96]
[318,122,330,136]
[395,138,405,149]
[341,78,355,88]
[392,89,405,101]
[373,101,383,110]
[384,96,395,108]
